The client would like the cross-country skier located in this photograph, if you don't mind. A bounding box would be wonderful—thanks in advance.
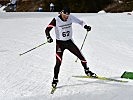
[45,7,97,88]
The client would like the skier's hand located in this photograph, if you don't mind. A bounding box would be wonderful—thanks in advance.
[84,25,91,32]
[47,36,53,43]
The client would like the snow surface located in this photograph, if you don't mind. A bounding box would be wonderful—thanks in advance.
[0,12,133,100]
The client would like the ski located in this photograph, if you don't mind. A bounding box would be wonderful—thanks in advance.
[72,75,128,83]
[50,86,57,94]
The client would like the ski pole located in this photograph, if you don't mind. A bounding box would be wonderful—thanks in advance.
[19,42,48,56]
[75,31,89,62]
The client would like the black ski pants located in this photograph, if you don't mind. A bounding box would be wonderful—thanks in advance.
[54,39,88,79]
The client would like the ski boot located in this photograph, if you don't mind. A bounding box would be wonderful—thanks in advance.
[85,68,97,78]
[51,78,59,94]
[52,78,58,88]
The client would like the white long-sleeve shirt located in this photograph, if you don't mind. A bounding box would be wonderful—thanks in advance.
[45,14,86,41]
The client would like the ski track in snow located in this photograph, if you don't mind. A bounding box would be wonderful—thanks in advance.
[0,12,133,100]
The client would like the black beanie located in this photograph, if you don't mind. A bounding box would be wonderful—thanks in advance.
[62,7,70,14]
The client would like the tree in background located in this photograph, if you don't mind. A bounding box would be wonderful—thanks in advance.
[15,0,114,12]
[2,0,132,12]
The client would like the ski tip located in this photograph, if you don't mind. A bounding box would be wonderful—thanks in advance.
[50,87,56,94]
[50,90,54,94]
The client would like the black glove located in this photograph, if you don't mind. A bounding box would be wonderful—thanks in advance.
[46,36,53,43]
[84,25,91,31]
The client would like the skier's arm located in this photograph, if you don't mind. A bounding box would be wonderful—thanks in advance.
[71,15,86,27]
[71,15,91,31]
[45,18,56,43]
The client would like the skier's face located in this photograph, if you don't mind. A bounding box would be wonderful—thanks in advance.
[61,12,70,21]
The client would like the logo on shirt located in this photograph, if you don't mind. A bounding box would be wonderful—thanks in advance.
[57,47,62,52]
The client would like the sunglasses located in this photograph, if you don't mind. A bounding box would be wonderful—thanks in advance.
[62,12,70,16]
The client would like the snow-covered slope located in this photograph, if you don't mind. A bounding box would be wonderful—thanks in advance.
[0,12,133,100]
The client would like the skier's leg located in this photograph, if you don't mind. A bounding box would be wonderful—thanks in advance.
[67,40,88,69]
[54,52,63,79]
[52,53,62,87]
[67,40,97,77]
[52,43,64,86]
